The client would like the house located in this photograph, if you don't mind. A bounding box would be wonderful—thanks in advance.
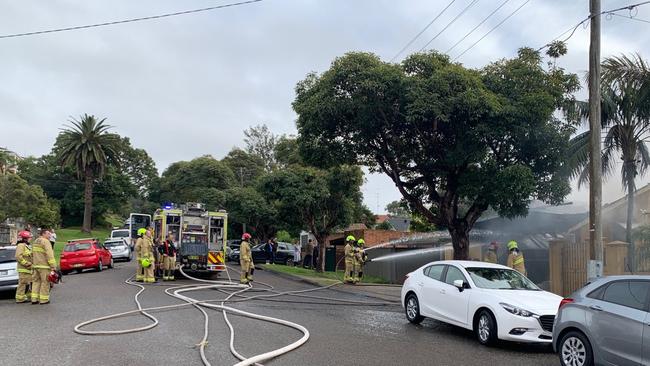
[375,214,411,232]
[0,147,20,175]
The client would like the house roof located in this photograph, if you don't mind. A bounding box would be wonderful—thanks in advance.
[567,183,650,233]
[474,211,587,234]
[375,215,390,224]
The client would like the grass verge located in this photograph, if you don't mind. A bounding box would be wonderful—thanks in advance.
[260,264,388,284]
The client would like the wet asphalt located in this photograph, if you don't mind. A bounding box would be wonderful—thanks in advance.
[0,261,557,366]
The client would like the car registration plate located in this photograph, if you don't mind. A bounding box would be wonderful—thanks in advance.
[73,264,83,268]
[0,270,7,276]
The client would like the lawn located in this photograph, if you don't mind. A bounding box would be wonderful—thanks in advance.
[53,227,112,262]
[260,264,388,284]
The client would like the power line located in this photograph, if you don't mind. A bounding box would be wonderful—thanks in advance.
[453,0,530,61]
[0,0,263,40]
[538,0,650,51]
[446,0,511,54]
[419,0,479,53]
[390,0,457,62]
[610,12,650,24]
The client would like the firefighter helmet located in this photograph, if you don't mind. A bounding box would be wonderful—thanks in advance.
[346,235,356,242]
[242,233,252,240]
[47,271,60,284]
[357,239,365,246]
[18,230,33,240]
[137,228,147,236]
[507,240,518,250]
[140,258,152,268]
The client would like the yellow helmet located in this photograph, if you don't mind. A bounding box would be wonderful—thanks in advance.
[357,239,365,246]
[137,228,147,236]
[507,241,518,250]
[140,258,152,268]
[346,235,356,242]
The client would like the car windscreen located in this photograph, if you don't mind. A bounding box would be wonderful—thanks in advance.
[112,231,129,238]
[466,267,540,291]
[0,248,16,263]
[104,241,123,248]
[64,243,92,252]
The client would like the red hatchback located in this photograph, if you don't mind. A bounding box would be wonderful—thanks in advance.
[60,238,113,274]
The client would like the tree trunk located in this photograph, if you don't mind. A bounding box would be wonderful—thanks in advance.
[314,234,326,273]
[449,224,470,260]
[82,167,94,233]
[626,170,636,273]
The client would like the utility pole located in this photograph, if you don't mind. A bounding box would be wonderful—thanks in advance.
[588,0,603,272]
[240,167,247,234]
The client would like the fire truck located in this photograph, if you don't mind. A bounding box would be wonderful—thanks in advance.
[147,202,227,274]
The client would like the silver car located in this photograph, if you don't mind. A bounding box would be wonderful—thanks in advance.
[553,275,650,366]
[0,246,19,292]
[104,239,132,261]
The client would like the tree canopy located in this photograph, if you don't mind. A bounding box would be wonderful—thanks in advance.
[0,174,60,227]
[294,49,579,259]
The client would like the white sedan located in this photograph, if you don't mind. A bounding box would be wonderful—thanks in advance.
[401,260,562,345]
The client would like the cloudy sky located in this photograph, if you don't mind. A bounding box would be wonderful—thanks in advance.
[1,0,650,213]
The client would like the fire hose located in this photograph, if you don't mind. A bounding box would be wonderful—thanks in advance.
[74,264,398,366]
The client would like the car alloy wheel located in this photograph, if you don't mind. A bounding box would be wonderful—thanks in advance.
[561,336,587,366]
[97,260,103,272]
[478,314,491,343]
[405,294,424,324]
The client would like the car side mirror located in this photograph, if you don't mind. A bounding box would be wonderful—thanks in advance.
[454,280,468,292]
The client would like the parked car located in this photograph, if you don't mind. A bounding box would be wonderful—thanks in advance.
[553,275,650,366]
[110,229,131,249]
[252,242,294,265]
[0,246,18,292]
[104,238,132,262]
[226,240,241,262]
[60,238,113,274]
[401,260,562,345]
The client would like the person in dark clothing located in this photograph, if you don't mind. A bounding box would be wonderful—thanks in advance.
[303,239,314,269]
[271,238,278,264]
[264,240,273,264]
[158,234,178,281]
[312,242,320,270]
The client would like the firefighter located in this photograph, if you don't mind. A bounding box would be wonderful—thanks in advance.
[159,233,177,281]
[506,240,527,276]
[343,235,356,283]
[134,228,146,282]
[140,228,156,283]
[31,228,57,305]
[15,231,33,303]
[355,239,369,283]
[484,241,498,264]
[239,233,253,284]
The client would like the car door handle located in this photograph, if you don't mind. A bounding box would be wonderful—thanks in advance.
[589,305,603,311]
[440,289,446,294]
[417,282,424,287]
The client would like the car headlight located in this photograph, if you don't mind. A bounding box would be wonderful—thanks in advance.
[500,303,536,317]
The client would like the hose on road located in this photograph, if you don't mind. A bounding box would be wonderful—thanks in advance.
[73,264,398,366]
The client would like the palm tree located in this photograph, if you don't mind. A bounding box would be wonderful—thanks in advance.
[567,54,650,271]
[55,115,120,233]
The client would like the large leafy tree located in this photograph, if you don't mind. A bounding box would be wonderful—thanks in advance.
[0,174,60,227]
[221,148,266,187]
[224,187,278,241]
[155,155,235,210]
[117,137,158,198]
[55,115,121,232]
[294,50,579,259]
[259,165,364,271]
[567,54,650,270]
[244,124,278,171]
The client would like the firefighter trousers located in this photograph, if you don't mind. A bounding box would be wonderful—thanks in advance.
[135,257,144,281]
[31,269,50,304]
[16,272,32,302]
[240,259,253,283]
[344,259,354,282]
[163,256,176,280]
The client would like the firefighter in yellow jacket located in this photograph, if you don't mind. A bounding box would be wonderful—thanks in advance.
[354,239,369,283]
[31,228,57,305]
[239,233,253,284]
[506,240,527,276]
[484,242,498,264]
[140,228,156,283]
[134,228,146,282]
[15,231,33,303]
[343,235,356,283]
